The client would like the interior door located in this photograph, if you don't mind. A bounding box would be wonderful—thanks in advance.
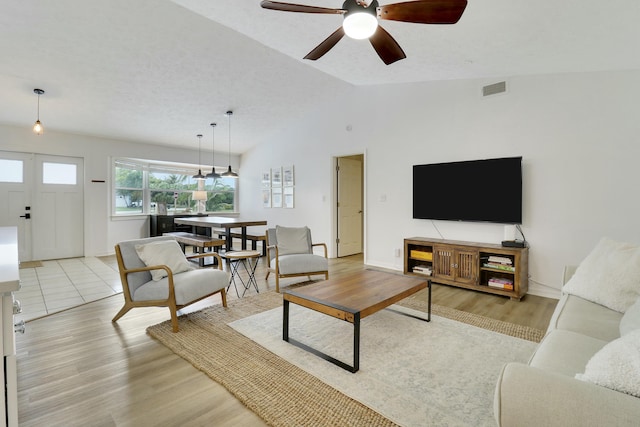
[0,151,33,260]
[32,155,84,260]
[337,156,363,257]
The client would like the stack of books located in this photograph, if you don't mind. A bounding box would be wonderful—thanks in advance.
[412,266,432,276]
[483,255,515,272]
[488,277,514,290]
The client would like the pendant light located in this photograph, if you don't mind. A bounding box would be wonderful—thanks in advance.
[192,134,205,180]
[205,123,220,179]
[221,110,238,178]
[33,88,45,135]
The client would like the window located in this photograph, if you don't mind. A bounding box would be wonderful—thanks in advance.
[0,159,23,183]
[42,162,77,185]
[113,158,237,216]
[115,161,144,215]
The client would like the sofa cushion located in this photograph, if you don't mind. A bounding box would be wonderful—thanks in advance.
[620,297,640,336]
[548,294,622,342]
[529,330,609,377]
[133,268,228,305]
[135,240,194,281]
[576,329,640,398]
[271,254,328,275]
[562,237,640,313]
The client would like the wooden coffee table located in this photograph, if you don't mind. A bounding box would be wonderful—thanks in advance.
[282,270,430,373]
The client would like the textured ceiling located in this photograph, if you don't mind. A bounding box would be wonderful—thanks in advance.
[1,0,639,154]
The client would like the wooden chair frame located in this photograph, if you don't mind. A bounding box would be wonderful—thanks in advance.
[112,245,227,332]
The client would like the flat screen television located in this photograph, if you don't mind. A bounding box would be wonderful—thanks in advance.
[413,156,522,224]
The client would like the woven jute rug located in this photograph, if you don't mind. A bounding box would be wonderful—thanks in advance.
[147,289,543,427]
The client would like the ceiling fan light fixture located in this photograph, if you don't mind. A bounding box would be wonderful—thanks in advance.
[343,12,378,39]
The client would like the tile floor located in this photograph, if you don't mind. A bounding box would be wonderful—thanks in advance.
[15,257,122,323]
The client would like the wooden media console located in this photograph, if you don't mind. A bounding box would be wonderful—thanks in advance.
[404,237,528,301]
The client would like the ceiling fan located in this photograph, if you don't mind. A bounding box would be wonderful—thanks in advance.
[260,0,467,65]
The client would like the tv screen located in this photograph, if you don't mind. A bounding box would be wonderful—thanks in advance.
[413,157,522,224]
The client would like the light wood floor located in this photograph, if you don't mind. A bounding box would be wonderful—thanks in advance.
[16,254,558,426]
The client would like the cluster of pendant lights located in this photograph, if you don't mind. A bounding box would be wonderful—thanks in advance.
[193,110,237,180]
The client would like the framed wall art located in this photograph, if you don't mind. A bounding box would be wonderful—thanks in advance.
[283,165,294,187]
[283,186,294,208]
[271,187,283,208]
[271,167,282,187]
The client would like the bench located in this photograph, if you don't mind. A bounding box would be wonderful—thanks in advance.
[163,232,225,266]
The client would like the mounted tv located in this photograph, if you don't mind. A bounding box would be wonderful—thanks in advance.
[413,156,522,224]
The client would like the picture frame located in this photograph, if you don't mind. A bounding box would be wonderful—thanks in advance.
[262,188,271,208]
[271,167,282,187]
[283,186,294,208]
[261,170,271,188]
[271,187,283,208]
[283,165,294,187]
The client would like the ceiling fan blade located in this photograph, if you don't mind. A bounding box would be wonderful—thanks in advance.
[260,0,345,14]
[369,26,406,65]
[378,0,467,24]
[304,27,346,60]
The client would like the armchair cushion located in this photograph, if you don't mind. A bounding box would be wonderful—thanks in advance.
[133,268,229,304]
[275,225,312,255]
[135,239,194,281]
[271,254,329,275]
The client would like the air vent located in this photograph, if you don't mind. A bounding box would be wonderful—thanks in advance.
[482,81,507,97]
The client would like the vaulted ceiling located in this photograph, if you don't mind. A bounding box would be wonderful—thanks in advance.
[1,0,639,154]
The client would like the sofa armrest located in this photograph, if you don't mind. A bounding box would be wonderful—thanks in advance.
[495,363,640,427]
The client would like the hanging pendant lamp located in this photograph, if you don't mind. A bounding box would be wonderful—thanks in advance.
[205,123,220,179]
[192,134,205,180]
[33,88,45,135]
[221,110,238,178]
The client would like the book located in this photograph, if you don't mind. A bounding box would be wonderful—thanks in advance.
[488,277,514,290]
[487,255,512,265]
[483,263,515,272]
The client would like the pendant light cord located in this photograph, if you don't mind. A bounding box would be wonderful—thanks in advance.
[227,111,232,165]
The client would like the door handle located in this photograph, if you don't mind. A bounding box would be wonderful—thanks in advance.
[20,213,31,219]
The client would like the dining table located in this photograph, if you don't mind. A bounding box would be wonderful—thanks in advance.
[173,216,267,252]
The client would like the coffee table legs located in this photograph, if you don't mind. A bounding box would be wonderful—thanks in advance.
[283,300,361,373]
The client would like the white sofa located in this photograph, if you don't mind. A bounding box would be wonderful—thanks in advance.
[494,247,640,427]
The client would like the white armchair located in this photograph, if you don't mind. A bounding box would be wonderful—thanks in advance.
[265,226,328,292]
[112,236,229,332]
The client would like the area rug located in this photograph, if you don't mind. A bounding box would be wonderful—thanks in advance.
[147,291,543,427]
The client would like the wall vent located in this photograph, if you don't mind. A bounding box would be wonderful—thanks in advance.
[482,81,507,97]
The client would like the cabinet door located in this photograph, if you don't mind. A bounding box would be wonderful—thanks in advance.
[455,249,478,284]
[433,245,478,284]
[433,246,454,279]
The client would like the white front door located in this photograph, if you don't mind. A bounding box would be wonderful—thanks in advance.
[0,151,84,261]
[32,155,84,260]
[337,156,363,257]
[0,151,33,260]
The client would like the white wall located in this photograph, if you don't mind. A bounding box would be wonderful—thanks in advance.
[239,70,640,298]
[0,125,240,256]
[3,69,638,298]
